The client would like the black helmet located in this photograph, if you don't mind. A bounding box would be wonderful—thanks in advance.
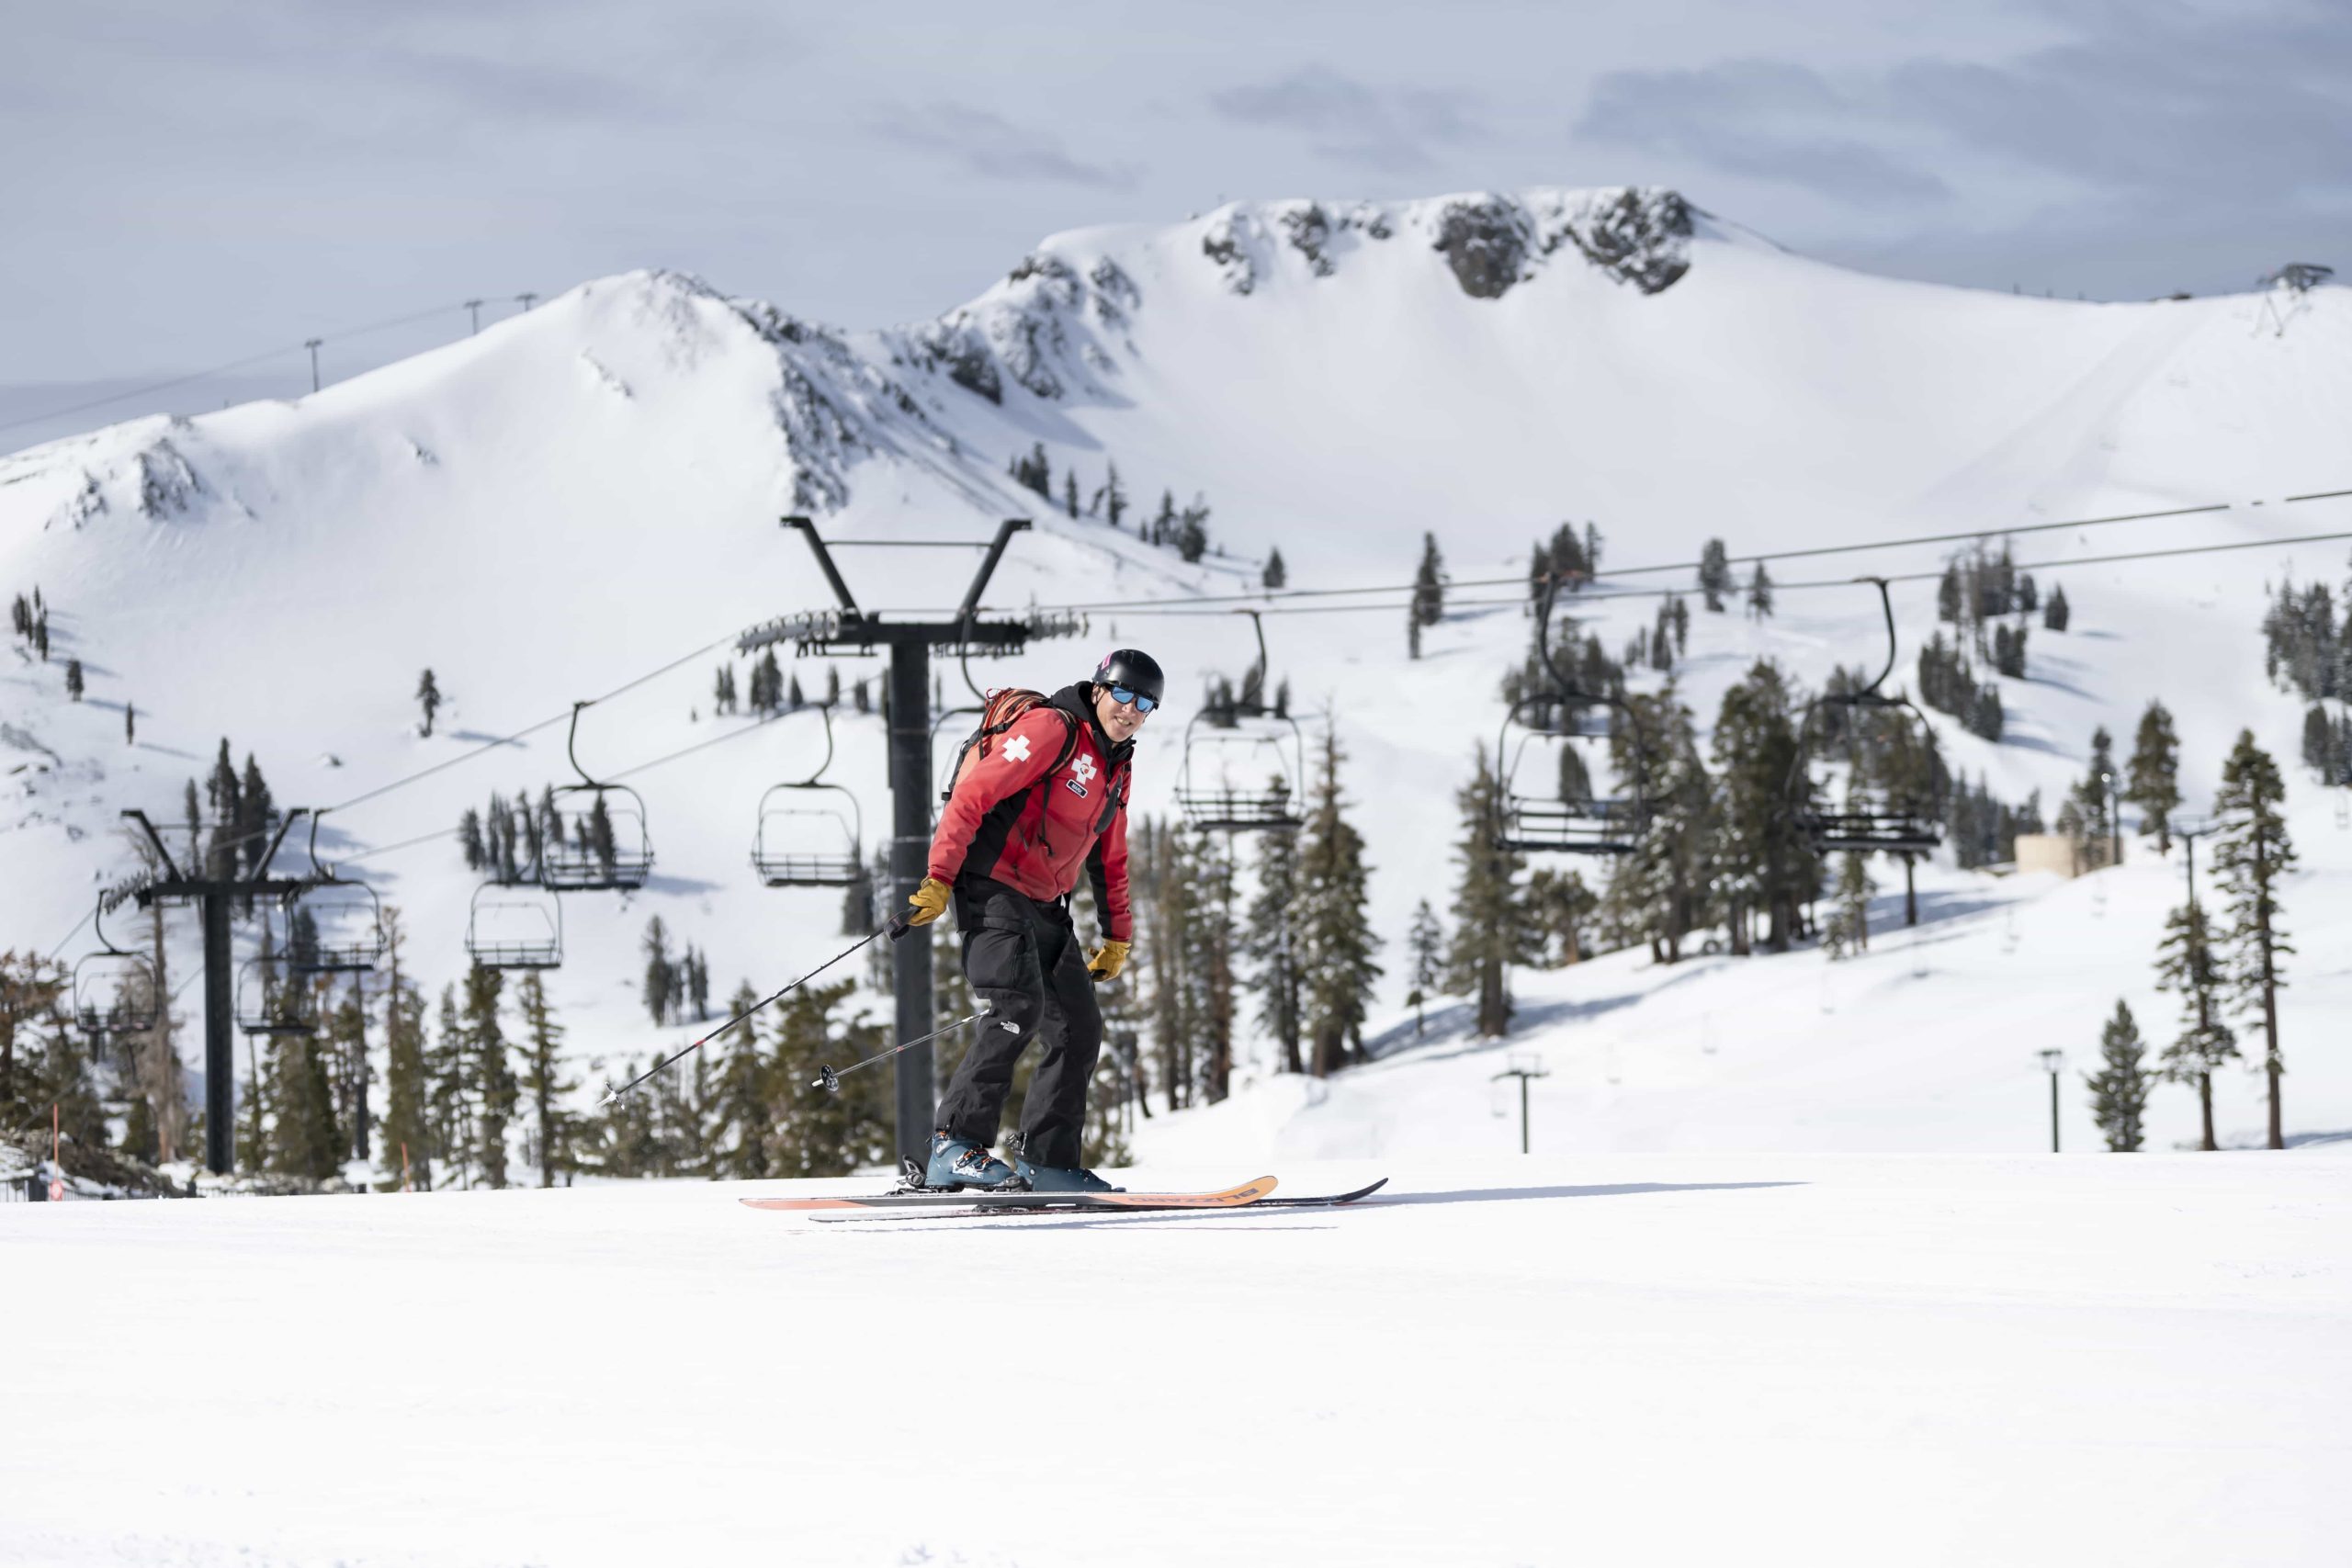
[1092,648,1165,706]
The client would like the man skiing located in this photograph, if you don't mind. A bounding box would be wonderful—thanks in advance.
[904,649,1163,1192]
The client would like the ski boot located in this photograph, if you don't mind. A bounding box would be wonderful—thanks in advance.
[1008,1150,1122,1194]
[923,1132,1021,1191]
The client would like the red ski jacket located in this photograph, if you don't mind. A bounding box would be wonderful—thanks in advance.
[930,685,1135,941]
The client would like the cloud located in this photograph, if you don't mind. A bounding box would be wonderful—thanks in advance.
[1577,2,2352,216]
[1210,67,1482,173]
[874,104,1138,190]
[1577,60,1951,206]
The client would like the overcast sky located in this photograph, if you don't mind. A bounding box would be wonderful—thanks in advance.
[4,0,2346,448]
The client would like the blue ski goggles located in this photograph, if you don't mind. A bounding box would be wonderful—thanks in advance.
[1106,685,1159,715]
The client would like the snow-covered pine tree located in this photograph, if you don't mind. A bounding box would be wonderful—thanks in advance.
[1406,899,1443,1036]
[1445,747,1525,1037]
[2154,899,2235,1153]
[464,964,514,1188]
[267,1027,341,1184]
[1746,562,1774,620]
[1697,539,1734,612]
[326,976,368,1160]
[1413,533,1446,626]
[2086,1000,2151,1152]
[1601,684,1714,961]
[2044,583,2071,631]
[1297,731,1380,1075]
[641,916,674,1025]
[711,979,768,1179]
[1711,662,1813,953]
[1263,547,1286,590]
[1062,469,1079,518]
[1176,496,1211,563]
[64,659,82,700]
[1101,460,1127,528]
[2126,700,2181,851]
[1523,867,1593,966]
[2211,731,2295,1149]
[1821,852,1873,960]
[1242,818,1304,1073]
[416,669,440,737]
[379,968,430,1190]
[428,984,470,1187]
[514,972,574,1187]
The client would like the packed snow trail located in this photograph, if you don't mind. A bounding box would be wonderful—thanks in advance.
[9,1152,2346,1567]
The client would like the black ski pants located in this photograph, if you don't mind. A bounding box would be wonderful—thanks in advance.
[933,875,1102,1170]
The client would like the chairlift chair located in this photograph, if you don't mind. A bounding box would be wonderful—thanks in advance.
[540,701,655,891]
[1493,574,1649,856]
[286,811,388,973]
[753,703,865,887]
[466,882,563,970]
[71,894,159,1039]
[1174,611,1307,834]
[236,955,319,1037]
[1789,579,1945,857]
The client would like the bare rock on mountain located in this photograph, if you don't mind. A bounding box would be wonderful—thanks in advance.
[1431,197,1533,300]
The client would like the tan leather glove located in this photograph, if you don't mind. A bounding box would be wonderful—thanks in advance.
[1086,939,1131,981]
[905,876,952,927]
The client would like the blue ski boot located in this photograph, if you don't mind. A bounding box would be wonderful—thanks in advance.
[924,1132,1020,1191]
[1009,1151,1122,1193]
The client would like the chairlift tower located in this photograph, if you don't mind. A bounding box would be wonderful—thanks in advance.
[738,515,1082,1168]
[121,806,318,1176]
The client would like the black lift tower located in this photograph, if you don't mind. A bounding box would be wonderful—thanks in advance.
[738,516,1078,1168]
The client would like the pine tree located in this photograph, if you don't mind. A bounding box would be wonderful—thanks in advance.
[1822,852,1874,959]
[1100,460,1127,528]
[1062,469,1079,519]
[379,970,430,1189]
[1296,732,1380,1075]
[1412,533,1446,626]
[641,916,674,1024]
[1445,748,1525,1037]
[1175,496,1211,563]
[2065,728,2120,869]
[64,659,83,700]
[2126,700,2181,852]
[2086,1000,2151,1152]
[1746,563,1774,620]
[2211,731,2294,1149]
[1262,547,1286,591]
[1711,662,1814,953]
[1151,489,1176,547]
[1406,899,1443,1036]
[514,972,575,1187]
[1407,600,1421,660]
[428,984,470,1187]
[267,1028,342,1184]
[2044,583,2070,631]
[125,702,135,745]
[1697,539,1734,612]
[2154,901,2234,1152]
[1523,867,1593,966]
[465,964,515,1187]
[1189,835,1238,1099]
[1242,821,1304,1072]
[416,669,441,737]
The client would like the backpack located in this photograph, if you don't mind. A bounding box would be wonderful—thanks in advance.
[942,688,1125,837]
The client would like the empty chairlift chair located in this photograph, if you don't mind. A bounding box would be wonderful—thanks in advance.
[540,701,655,892]
[70,893,159,1041]
[236,912,320,1037]
[285,812,388,975]
[1174,611,1307,835]
[753,704,865,887]
[1789,579,1944,857]
[466,883,563,970]
[1493,573,1650,857]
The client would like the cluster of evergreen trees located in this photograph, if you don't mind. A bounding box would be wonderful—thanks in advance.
[189,739,280,883]
[2259,569,2351,701]
[716,651,834,717]
[1916,632,2005,740]
[459,786,626,884]
[639,916,712,1026]
[11,587,50,662]
[2088,730,2298,1152]
[1011,446,1238,568]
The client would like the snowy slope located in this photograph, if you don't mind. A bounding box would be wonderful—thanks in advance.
[3,184,2349,1155]
[7,1152,2349,1567]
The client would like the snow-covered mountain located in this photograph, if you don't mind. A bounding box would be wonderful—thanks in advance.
[5,183,2349,1156]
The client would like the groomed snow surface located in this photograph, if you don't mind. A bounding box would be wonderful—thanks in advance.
[10,1151,2347,1567]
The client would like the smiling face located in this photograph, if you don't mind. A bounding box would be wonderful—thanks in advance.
[1092,682,1151,744]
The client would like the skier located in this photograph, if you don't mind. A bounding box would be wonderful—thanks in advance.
[904,649,1162,1192]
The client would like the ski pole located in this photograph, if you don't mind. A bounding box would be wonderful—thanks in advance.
[601,920,910,1106]
[812,1003,1014,1094]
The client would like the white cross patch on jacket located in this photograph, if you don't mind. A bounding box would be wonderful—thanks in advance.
[1002,735,1032,763]
[1072,753,1097,785]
